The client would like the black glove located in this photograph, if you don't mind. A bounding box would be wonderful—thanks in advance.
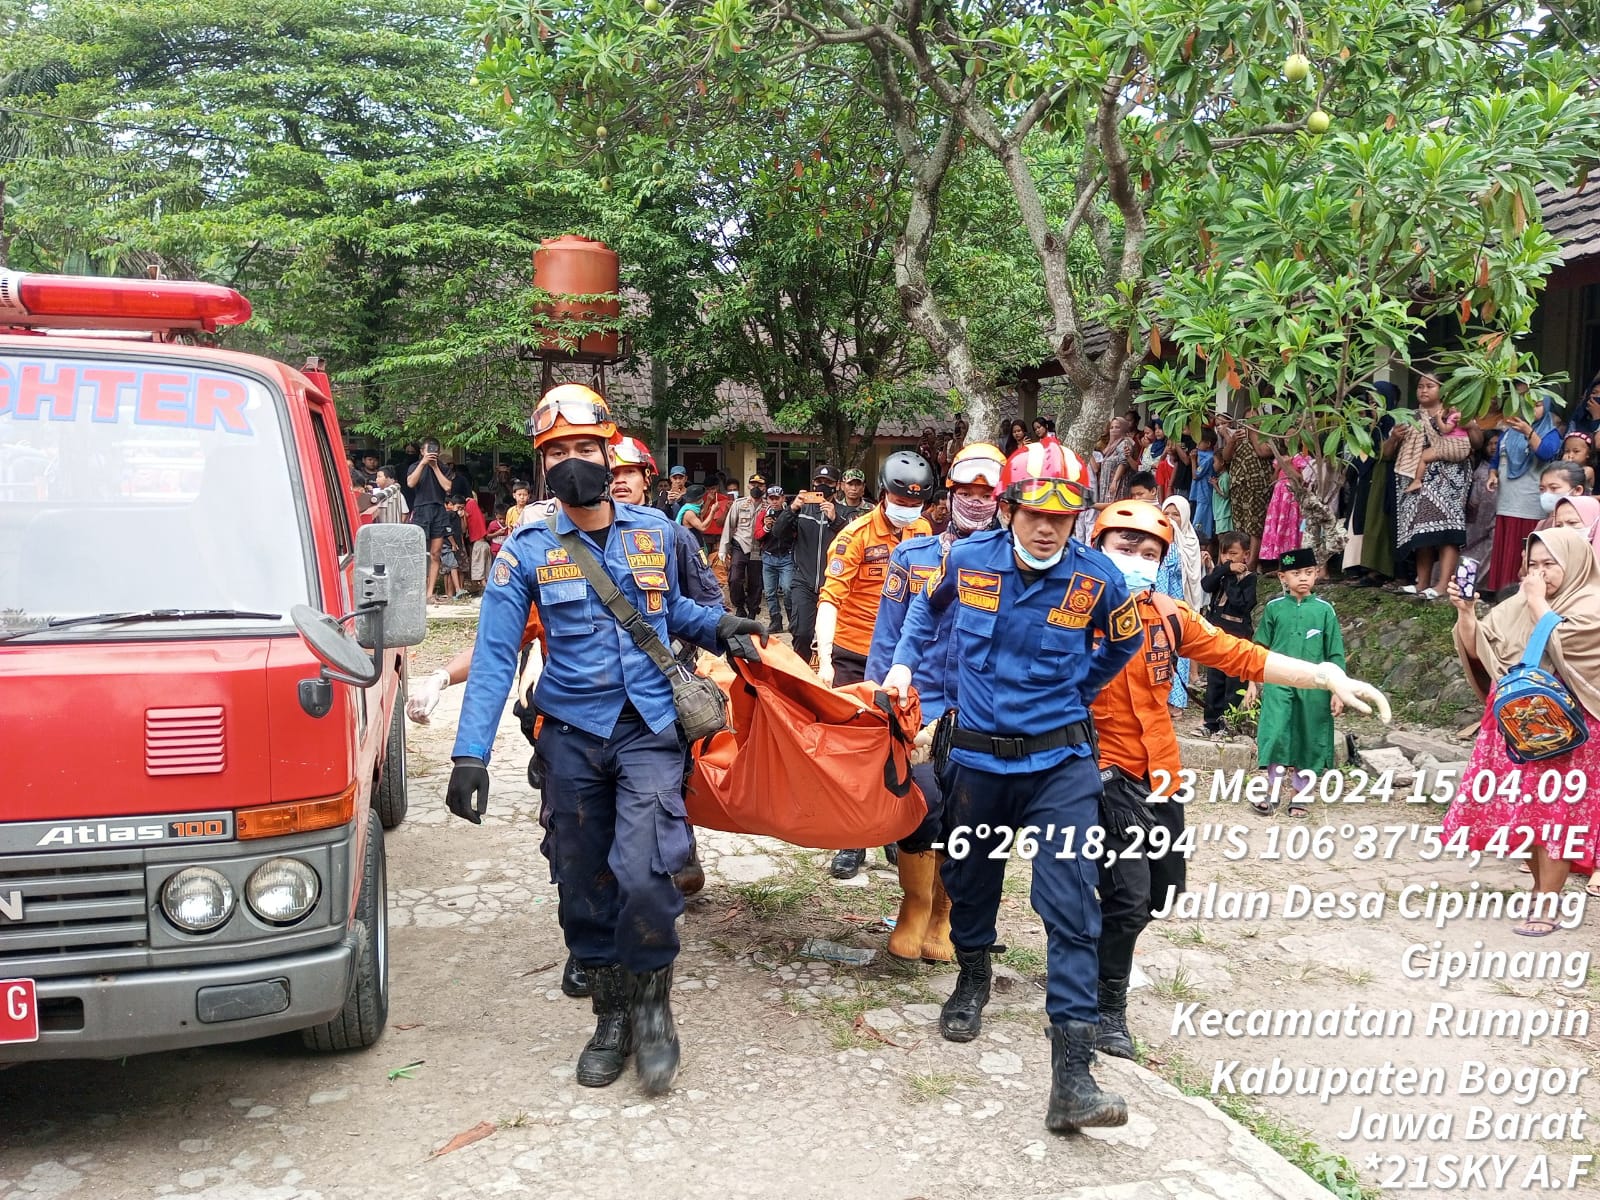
[446,756,490,824]
[716,614,769,663]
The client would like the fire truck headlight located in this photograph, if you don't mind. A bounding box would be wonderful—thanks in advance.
[245,859,320,926]
[160,867,236,933]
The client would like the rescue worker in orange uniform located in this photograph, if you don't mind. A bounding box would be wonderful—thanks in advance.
[1086,501,1391,1058]
[815,449,937,879]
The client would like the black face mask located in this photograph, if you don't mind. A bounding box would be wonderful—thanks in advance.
[816,483,835,499]
[546,457,612,508]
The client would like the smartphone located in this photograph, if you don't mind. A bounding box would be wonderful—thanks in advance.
[798,490,823,504]
[1456,557,1480,601]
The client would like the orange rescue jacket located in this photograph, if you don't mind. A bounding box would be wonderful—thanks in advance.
[1091,592,1269,781]
[818,507,932,656]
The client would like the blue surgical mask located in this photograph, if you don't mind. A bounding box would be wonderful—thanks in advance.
[1104,549,1158,593]
[884,501,924,527]
[1013,535,1064,571]
[1540,491,1562,514]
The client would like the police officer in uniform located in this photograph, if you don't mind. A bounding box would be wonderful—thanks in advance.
[884,441,1143,1134]
[447,384,765,1096]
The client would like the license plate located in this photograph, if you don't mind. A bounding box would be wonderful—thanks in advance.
[0,979,39,1043]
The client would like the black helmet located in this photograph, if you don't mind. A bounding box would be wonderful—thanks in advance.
[879,450,936,503]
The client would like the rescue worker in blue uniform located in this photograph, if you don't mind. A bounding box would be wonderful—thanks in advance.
[864,442,1008,965]
[883,441,1143,1135]
[447,384,765,1097]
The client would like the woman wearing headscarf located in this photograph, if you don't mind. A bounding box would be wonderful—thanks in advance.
[1442,528,1600,927]
[1546,495,1600,565]
[1395,372,1473,599]
[1158,495,1206,711]
[1485,383,1562,595]
[1356,382,1405,585]
[1226,420,1275,568]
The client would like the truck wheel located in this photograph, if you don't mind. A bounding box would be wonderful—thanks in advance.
[374,679,409,830]
[302,807,389,1052]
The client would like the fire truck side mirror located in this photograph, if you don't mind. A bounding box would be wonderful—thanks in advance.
[352,523,427,650]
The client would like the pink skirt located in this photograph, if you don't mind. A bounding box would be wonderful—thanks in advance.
[1258,478,1304,562]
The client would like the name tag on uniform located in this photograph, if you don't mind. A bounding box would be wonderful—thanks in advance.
[536,563,583,584]
[1047,606,1091,629]
[959,588,1000,612]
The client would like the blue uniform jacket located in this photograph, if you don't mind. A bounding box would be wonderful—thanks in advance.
[865,533,959,713]
[673,522,726,609]
[452,502,725,759]
[890,529,1143,774]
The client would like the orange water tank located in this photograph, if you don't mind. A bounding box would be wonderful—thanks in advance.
[533,235,620,360]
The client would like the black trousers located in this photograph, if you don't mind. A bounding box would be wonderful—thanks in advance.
[831,647,868,686]
[790,577,820,662]
[727,545,763,618]
[1096,769,1187,985]
[1201,618,1251,730]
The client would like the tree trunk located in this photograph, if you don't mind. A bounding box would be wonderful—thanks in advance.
[650,357,670,471]
[1065,381,1118,454]
[0,178,9,268]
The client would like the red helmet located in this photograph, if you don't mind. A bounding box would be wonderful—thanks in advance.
[999,442,1091,513]
[609,436,658,479]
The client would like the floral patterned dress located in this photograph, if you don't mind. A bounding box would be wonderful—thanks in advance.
[1259,454,1310,562]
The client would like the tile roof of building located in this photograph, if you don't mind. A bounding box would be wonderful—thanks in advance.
[1542,179,1600,266]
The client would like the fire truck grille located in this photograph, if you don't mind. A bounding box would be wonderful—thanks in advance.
[0,863,149,960]
[145,706,226,776]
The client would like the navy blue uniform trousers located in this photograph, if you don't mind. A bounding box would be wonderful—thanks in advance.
[539,711,692,972]
[940,753,1104,1026]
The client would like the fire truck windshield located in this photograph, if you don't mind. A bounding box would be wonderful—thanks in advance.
[0,353,312,637]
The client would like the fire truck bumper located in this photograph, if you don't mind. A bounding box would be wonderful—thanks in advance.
[0,928,359,1061]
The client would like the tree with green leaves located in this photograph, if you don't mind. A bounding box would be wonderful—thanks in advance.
[473,0,1600,456]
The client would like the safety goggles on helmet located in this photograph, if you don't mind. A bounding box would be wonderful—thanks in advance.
[1005,477,1089,513]
[528,391,613,438]
[948,455,1004,488]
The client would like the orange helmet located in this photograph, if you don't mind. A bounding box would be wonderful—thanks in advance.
[529,383,618,450]
[999,442,1091,513]
[947,442,1007,489]
[610,435,658,479]
[1094,500,1173,552]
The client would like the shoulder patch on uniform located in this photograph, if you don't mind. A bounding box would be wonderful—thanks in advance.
[492,559,513,587]
[884,562,908,600]
[826,557,848,577]
[1110,598,1141,641]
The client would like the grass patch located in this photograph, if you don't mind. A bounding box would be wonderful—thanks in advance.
[1164,1053,1380,1200]
[1162,922,1207,946]
[1148,964,1202,1003]
[1342,967,1376,987]
[998,945,1046,976]
[815,996,873,1049]
[905,1071,967,1103]
[731,876,821,919]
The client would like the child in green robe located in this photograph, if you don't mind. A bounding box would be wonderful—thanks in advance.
[1245,547,1346,816]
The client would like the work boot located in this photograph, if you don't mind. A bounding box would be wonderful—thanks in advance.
[628,964,681,1096]
[939,945,992,1042]
[920,863,954,963]
[673,847,706,897]
[1046,1021,1129,1132]
[575,964,631,1087]
[1096,976,1135,1060]
[830,848,866,879]
[561,953,591,999]
[887,850,936,961]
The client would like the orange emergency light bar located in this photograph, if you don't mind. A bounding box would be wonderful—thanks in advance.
[237,784,358,840]
[0,268,252,333]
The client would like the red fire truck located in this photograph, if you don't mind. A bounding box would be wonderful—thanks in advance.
[0,269,426,1059]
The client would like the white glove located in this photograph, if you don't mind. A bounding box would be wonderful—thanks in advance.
[882,664,913,707]
[406,670,451,724]
[1319,662,1392,724]
[814,601,839,687]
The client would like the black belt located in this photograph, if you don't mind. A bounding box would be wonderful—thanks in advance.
[950,719,1095,761]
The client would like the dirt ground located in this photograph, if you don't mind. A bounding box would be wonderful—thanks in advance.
[2,616,1593,1199]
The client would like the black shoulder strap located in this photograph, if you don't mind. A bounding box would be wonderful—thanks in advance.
[545,512,681,679]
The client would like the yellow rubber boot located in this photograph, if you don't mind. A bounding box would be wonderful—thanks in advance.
[887,849,936,961]
[921,856,954,962]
